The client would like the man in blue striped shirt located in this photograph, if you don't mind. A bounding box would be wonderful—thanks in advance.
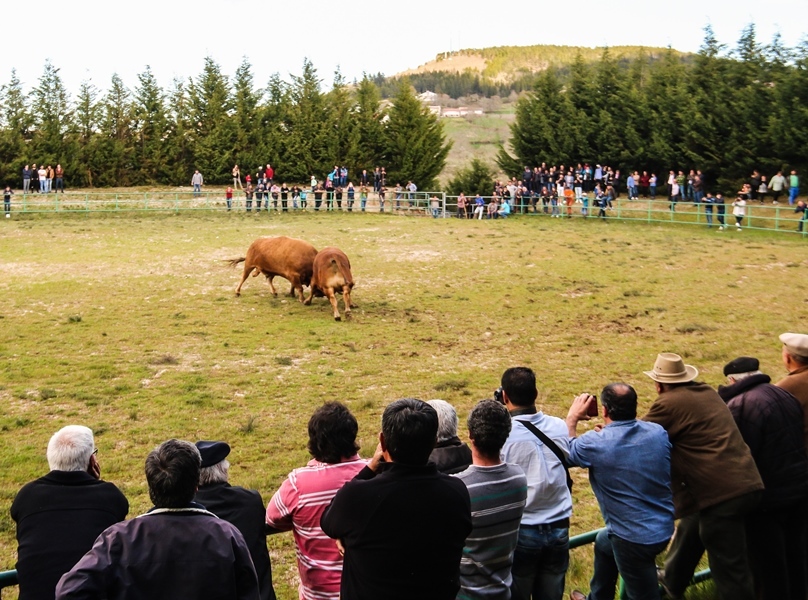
[566,384,674,600]
[456,400,528,600]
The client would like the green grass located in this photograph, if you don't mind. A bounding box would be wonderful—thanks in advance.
[442,107,515,182]
[1,208,803,598]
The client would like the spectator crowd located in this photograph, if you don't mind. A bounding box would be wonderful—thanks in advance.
[5,161,806,231]
[9,330,808,600]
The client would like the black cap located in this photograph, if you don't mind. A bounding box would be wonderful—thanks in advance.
[195,441,230,468]
[723,357,760,377]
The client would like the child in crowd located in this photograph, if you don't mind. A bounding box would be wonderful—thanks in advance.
[4,186,12,217]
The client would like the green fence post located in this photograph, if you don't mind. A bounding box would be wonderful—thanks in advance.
[175,193,179,213]
[647,200,652,224]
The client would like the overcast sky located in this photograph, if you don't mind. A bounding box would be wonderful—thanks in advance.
[3,0,807,95]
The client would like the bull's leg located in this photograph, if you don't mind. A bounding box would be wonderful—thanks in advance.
[266,276,278,296]
[289,277,305,303]
[326,288,341,321]
[303,288,314,306]
[235,266,255,296]
[342,285,352,317]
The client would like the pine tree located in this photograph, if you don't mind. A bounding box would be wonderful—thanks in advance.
[164,78,194,184]
[382,80,451,189]
[346,76,385,175]
[133,66,169,184]
[327,68,354,177]
[74,80,101,187]
[31,60,73,166]
[283,59,333,182]
[446,158,495,196]
[188,57,232,183]
[97,74,135,186]
[232,58,263,177]
[0,69,32,184]
[498,69,575,173]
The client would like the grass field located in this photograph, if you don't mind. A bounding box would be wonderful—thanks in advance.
[441,106,515,181]
[2,207,803,598]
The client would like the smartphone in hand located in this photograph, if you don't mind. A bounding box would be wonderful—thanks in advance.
[586,394,599,417]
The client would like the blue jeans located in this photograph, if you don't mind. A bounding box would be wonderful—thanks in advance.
[588,529,668,600]
[790,187,799,205]
[511,525,569,600]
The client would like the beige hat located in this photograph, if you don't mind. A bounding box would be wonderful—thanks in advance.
[644,352,699,383]
[780,332,808,359]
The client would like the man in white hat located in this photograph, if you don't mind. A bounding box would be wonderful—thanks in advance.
[776,332,808,446]
[642,353,763,600]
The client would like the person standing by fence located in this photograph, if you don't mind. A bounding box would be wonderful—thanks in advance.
[789,170,800,205]
[4,186,13,217]
[22,164,31,193]
[232,165,242,190]
[191,170,203,197]
[54,164,64,193]
[225,187,233,211]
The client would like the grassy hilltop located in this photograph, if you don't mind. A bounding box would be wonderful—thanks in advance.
[401,44,690,81]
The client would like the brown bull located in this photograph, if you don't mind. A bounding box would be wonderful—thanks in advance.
[304,247,355,320]
[226,236,318,302]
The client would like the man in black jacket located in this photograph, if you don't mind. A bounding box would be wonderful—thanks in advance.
[56,439,259,600]
[11,425,129,600]
[194,441,276,600]
[321,398,472,600]
[427,399,472,474]
[719,356,808,600]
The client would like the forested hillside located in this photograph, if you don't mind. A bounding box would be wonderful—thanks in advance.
[378,45,690,99]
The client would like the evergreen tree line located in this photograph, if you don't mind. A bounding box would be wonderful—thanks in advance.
[379,71,537,99]
[0,58,450,190]
[497,25,808,191]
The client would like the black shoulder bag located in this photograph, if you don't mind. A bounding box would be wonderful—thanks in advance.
[516,420,573,491]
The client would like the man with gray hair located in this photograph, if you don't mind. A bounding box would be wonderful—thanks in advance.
[718,356,808,600]
[56,439,259,599]
[11,425,128,600]
[427,399,472,474]
[194,441,276,600]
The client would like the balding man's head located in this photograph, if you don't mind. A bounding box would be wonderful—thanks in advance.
[601,383,638,421]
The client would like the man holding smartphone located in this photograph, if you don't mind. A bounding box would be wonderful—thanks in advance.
[565,384,674,600]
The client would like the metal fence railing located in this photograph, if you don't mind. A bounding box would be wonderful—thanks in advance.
[568,528,712,599]
[446,195,808,236]
[0,529,712,598]
[5,190,449,217]
[4,190,806,237]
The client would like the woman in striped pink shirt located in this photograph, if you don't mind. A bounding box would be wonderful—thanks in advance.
[266,402,367,600]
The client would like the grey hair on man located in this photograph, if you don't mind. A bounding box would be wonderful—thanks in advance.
[427,399,459,443]
[199,459,230,486]
[47,425,95,472]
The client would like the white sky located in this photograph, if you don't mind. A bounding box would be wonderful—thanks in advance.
[3,0,807,95]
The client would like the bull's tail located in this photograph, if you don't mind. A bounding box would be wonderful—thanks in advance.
[225,257,246,268]
[332,258,354,287]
